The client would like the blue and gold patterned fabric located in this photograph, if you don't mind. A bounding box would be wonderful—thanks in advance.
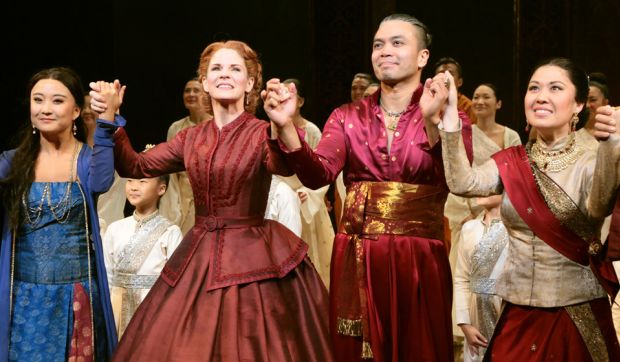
[9,182,106,361]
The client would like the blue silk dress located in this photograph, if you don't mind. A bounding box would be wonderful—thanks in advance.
[9,182,107,361]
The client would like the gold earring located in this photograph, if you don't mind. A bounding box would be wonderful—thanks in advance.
[245,93,250,106]
[32,124,37,134]
[571,113,579,133]
[73,123,77,136]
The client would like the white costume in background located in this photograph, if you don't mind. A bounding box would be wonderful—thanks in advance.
[445,125,521,338]
[103,211,183,337]
[265,176,302,237]
[97,172,127,235]
[282,121,335,288]
[454,214,509,361]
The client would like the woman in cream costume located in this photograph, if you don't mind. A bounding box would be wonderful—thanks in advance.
[444,83,521,351]
[445,83,520,272]
[427,58,620,361]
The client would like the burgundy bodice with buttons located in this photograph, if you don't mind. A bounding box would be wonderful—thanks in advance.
[113,112,307,289]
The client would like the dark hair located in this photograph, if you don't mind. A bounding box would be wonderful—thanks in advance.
[476,82,501,102]
[283,78,304,98]
[531,57,589,123]
[434,57,463,78]
[588,72,610,100]
[158,174,170,188]
[1,67,86,230]
[353,73,372,82]
[380,14,432,49]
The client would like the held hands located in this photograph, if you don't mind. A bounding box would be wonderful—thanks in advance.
[593,105,620,140]
[419,71,459,131]
[261,79,297,129]
[89,80,126,121]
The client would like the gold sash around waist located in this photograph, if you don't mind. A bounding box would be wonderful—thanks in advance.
[340,181,447,240]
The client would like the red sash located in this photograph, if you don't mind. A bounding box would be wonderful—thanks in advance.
[492,146,618,298]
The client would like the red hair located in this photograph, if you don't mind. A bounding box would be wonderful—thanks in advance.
[197,40,263,114]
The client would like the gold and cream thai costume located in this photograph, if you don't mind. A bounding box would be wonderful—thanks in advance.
[441,124,620,361]
[455,213,509,361]
[103,211,182,337]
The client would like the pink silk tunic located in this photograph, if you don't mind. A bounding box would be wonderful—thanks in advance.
[281,85,473,362]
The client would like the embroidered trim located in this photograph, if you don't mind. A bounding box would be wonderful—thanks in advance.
[116,215,172,274]
[112,273,159,289]
[565,303,609,362]
[336,317,362,337]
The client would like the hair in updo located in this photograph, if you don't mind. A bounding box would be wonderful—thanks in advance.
[197,40,263,114]
[588,72,609,100]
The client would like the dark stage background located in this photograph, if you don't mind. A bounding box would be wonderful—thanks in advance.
[1,0,619,152]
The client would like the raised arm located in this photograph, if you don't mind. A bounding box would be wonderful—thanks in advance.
[421,72,502,196]
[588,106,620,219]
[263,79,346,189]
[90,80,186,178]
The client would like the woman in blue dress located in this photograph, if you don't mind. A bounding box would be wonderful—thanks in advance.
[0,67,117,361]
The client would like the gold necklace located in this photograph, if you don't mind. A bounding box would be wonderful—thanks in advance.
[528,133,582,173]
[379,101,405,131]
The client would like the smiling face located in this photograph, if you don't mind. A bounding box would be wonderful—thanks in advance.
[202,48,255,109]
[472,85,501,119]
[30,79,80,137]
[351,77,370,102]
[371,20,429,85]
[183,79,206,112]
[125,177,166,210]
[524,65,584,137]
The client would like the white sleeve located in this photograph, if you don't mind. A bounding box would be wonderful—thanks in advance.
[160,225,184,260]
[298,185,329,223]
[102,222,117,288]
[273,183,302,237]
[454,220,478,325]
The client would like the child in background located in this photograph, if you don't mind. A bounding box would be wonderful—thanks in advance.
[454,194,508,361]
[103,147,182,338]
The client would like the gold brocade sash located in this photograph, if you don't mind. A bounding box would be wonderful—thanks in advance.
[340,181,446,239]
[336,181,447,359]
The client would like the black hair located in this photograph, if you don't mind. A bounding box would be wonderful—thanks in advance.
[588,72,610,100]
[476,82,501,101]
[283,78,305,98]
[380,14,432,49]
[1,67,86,230]
[434,57,463,78]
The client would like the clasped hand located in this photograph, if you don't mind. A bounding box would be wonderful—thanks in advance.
[593,105,620,140]
[420,71,459,131]
[261,79,298,129]
[88,80,126,121]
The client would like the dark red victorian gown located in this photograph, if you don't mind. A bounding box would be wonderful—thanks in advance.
[111,112,333,361]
